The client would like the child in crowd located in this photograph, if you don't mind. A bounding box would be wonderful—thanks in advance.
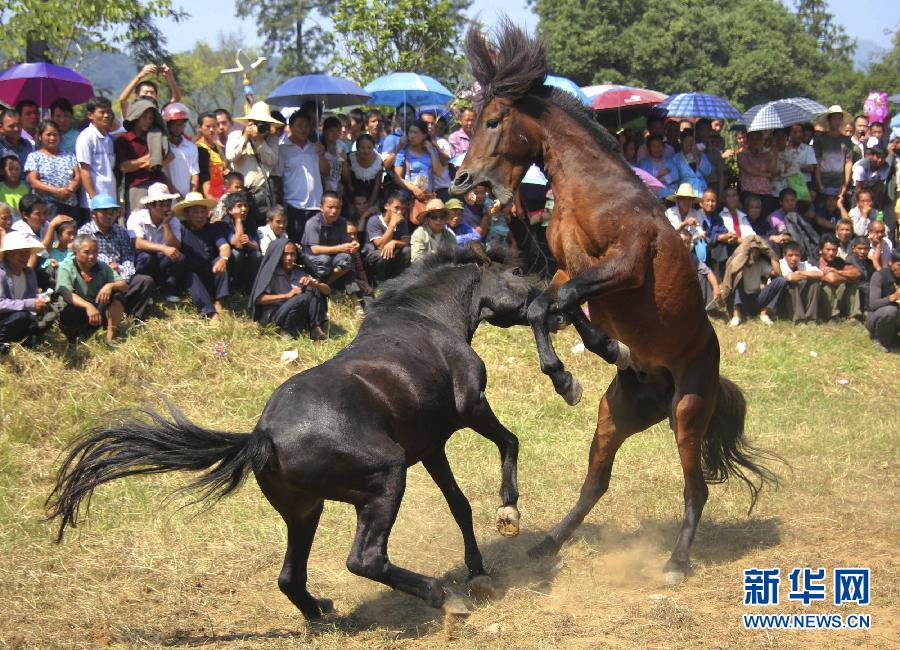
[42,220,76,284]
[257,204,290,255]
[483,201,514,250]
[0,156,28,219]
[221,190,260,291]
[211,171,246,222]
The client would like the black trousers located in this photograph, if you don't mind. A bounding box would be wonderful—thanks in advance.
[0,310,41,345]
[124,274,156,319]
[59,299,120,342]
[136,251,185,296]
[285,206,319,244]
[184,261,230,316]
[867,305,899,348]
[364,247,411,285]
[260,289,328,337]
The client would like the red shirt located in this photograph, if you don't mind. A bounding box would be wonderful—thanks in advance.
[114,131,166,190]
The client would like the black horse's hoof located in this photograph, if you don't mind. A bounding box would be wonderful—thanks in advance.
[316,597,335,614]
[562,376,582,406]
[662,560,691,585]
[528,536,560,559]
[301,597,334,620]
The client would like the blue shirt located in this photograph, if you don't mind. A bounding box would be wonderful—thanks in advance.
[451,220,481,246]
[671,152,712,197]
[394,147,434,192]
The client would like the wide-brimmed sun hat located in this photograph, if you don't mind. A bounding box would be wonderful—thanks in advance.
[0,230,46,253]
[420,198,449,220]
[667,183,699,202]
[819,104,851,125]
[234,101,282,125]
[173,191,216,216]
[140,182,180,205]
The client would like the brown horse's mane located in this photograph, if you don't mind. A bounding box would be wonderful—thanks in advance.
[465,19,621,157]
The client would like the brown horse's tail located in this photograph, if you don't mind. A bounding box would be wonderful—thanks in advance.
[702,377,783,514]
[46,401,273,542]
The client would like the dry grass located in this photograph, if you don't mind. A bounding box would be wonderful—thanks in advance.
[0,302,897,649]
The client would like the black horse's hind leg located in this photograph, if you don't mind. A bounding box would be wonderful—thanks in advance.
[278,499,333,619]
[468,400,521,538]
[422,450,495,599]
[530,369,671,558]
[346,463,459,612]
[527,285,582,405]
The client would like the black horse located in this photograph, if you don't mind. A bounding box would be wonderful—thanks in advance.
[47,247,533,629]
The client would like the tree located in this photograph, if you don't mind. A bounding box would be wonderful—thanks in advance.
[0,0,182,67]
[794,0,856,63]
[235,0,336,76]
[330,0,472,88]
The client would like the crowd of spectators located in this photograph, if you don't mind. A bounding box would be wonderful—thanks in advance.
[1,65,899,354]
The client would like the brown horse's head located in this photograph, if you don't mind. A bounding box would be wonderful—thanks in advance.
[450,21,550,204]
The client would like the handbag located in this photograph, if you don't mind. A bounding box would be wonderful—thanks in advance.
[786,172,811,202]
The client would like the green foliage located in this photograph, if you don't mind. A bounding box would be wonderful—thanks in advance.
[235,0,336,76]
[531,0,898,113]
[0,0,180,67]
[330,0,471,88]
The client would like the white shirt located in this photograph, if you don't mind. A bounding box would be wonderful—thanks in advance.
[780,258,822,277]
[848,207,880,237]
[165,136,199,197]
[275,139,323,210]
[225,130,278,190]
[75,123,117,206]
[719,207,756,239]
[433,137,452,190]
[868,237,893,268]
[664,206,704,239]
[126,209,182,245]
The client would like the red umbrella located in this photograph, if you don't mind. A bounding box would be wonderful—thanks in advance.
[591,87,667,111]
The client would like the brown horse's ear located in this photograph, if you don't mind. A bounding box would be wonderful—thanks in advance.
[467,241,493,266]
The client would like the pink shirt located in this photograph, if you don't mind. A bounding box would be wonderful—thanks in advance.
[737,149,773,195]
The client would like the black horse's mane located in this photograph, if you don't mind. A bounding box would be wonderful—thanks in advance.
[373,246,517,312]
[465,19,621,157]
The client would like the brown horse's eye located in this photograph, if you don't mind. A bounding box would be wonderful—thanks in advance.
[486,119,499,129]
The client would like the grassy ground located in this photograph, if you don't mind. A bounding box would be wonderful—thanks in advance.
[0,299,897,649]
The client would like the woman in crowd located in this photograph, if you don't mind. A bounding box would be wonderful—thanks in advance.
[24,121,81,219]
[394,119,444,224]
[344,134,383,212]
[670,129,712,198]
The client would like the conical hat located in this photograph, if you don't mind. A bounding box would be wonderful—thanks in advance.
[234,101,281,125]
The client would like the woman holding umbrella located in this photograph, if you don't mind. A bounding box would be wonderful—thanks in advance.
[24,120,81,219]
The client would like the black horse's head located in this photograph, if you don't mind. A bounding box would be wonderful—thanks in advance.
[468,245,534,328]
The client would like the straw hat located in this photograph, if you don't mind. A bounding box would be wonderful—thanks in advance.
[0,230,46,253]
[667,183,699,202]
[819,104,851,126]
[140,182,180,205]
[420,198,449,220]
[173,192,216,216]
[234,101,282,125]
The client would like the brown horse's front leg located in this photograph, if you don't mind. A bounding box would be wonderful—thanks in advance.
[555,254,646,314]
[527,282,582,406]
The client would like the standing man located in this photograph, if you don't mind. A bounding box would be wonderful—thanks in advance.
[118,63,182,116]
[115,99,170,210]
[77,195,155,319]
[814,106,852,201]
[0,109,35,162]
[162,102,199,197]
[214,109,238,148]
[15,100,40,145]
[225,102,280,220]
[75,97,117,217]
[449,107,475,156]
[50,99,78,155]
[274,112,328,243]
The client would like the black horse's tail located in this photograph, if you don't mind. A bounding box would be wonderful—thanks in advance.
[702,377,783,514]
[46,402,273,542]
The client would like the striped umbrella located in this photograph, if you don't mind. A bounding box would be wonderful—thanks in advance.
[659,92,742,120]
[782,97,827,116]
[741,100,818,132]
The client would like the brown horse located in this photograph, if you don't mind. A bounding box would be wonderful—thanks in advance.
[451,22,779,582]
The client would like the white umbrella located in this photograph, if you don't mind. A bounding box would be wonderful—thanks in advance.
[742,100,814,132]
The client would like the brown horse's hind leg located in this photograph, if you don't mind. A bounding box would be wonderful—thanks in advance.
[277,499,334,619]
[530,369,671,558]
[663,380,717,584]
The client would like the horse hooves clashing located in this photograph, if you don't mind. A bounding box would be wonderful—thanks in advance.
[563,376,583,406]
[467,574,497,600]
[496,505,520,537]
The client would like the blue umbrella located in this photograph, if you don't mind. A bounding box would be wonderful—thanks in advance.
[659,92,742,120]
[544,75,591,105]
[890,113,900,129]
[267,73,371,108]
[364,72,454,107]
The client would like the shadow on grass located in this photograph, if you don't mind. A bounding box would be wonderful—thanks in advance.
[145,517,781,645]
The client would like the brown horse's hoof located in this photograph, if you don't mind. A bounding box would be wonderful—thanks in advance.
[563,376,582,406]
[467,574,497,600]
[442,588,472,637]
[496,505,520,537]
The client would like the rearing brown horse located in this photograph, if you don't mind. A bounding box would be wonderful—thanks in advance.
[451,22,779,582]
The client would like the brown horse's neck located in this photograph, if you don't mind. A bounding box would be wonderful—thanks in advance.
[534,102,650,206]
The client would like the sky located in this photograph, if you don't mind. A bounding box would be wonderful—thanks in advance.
[154,0,897,56]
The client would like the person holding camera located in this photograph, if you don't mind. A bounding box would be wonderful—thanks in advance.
[225,102,280,223]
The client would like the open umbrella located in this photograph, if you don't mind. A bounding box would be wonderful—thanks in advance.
[0,62,94,108]
[591,87,667,111]
[522,165,548,185]
[659,92,742,120]
[544,75,591,105]
[890,94,900,104]
[782,97,827,116]
[365,72,454,107]
[631,165,664,191]
[741,100,813,132]
[581,84,630,99]
[267,73,371,108]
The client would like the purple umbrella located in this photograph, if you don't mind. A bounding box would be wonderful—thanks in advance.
[631,165,664,191]
[0,63,95,108]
